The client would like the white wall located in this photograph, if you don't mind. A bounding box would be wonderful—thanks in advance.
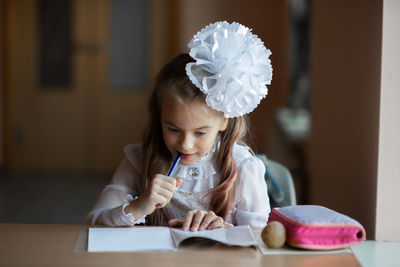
[375,0,400,242]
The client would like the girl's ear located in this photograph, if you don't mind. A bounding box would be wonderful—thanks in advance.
[219,117,229,131]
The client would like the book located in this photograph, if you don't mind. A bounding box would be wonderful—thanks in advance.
[87,225,257,252]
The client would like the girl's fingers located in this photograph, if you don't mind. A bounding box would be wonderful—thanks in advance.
[136,175,181,216]
[175,178,183,187]
[198,211,216,231]
[206,216,225,230]
[149,176,182,207]
[183,210,225,231]
[155,177,177,191]
[190,210,207,231]
[155,187,173,201]
[182,210,197,231]
[147,186,169,208]
[168,218,184,228]
[154,195,168,208]
[153,176,182,193]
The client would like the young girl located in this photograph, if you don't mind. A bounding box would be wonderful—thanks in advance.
[85,21,273,231]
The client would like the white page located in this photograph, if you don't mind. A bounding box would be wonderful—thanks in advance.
[88,225,257,252]
[225,225,258,246]
[88,227,176,252]
[170,225,257,247]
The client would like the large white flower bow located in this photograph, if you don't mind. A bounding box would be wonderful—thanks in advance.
[186,21,273,118]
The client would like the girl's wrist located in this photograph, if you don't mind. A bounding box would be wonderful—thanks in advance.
[124,197,148,219]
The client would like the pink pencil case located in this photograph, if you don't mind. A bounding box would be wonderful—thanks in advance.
[268,205,366,250]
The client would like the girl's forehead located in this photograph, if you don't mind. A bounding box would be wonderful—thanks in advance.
[161,95,223,126]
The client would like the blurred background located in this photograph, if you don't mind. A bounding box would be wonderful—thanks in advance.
[0,0,390,240]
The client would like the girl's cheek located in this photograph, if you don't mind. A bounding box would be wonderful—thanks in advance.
[203,137,216,152]
[163,133,175,149]
[166,137,176,149]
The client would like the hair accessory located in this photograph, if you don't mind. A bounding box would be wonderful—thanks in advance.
[186,21,273,118]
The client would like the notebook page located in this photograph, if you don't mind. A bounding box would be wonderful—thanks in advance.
[88,227,176,252]
[170,225,257,247]
[225,225,258,246]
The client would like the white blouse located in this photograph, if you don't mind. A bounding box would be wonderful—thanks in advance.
[85,143,270,228]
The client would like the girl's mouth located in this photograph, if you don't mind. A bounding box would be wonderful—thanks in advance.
[181,153,195,159]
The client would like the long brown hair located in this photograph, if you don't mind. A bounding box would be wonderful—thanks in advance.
[141,54,250,225]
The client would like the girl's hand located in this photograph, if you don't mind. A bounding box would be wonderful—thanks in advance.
[125,175,182,219]
[168,210,225,231]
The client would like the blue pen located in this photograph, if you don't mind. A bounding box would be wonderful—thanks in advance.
[167,153,182,176]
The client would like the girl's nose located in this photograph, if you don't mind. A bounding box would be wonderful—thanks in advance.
[180,134,194,151]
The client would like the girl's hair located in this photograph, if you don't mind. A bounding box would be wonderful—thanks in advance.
[141,53,250,225]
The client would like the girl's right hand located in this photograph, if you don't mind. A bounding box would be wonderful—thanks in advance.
[125,175,182,219]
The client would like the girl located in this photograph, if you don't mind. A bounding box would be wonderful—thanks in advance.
[85,21,273,231]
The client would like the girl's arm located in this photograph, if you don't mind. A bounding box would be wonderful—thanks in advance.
[85,157,182,226]
[124,174,182,220]
[234,156,271,228]
[84,158,142,226]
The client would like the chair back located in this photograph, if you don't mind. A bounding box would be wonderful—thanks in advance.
[256,154,297,208]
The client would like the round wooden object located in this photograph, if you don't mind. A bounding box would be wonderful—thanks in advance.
[261,220,287,248]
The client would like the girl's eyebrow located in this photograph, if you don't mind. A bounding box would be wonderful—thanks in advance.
[165,121,211,130]
[194,126,211,131]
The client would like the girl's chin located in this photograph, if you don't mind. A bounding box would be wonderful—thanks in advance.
[179,156,200,166]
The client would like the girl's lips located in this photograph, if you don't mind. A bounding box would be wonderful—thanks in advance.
[181,153,195,159]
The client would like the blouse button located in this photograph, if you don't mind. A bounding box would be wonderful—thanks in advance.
[188,167,200,177]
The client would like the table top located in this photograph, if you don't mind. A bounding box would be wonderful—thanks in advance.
[0,223,362,267]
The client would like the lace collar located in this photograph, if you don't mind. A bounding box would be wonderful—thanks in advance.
[173,149,218,193]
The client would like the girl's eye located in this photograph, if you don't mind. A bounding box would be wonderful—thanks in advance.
[168,127,180,133]
[195,131,207,136]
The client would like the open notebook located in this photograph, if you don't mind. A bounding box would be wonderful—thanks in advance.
[88,225,256,252]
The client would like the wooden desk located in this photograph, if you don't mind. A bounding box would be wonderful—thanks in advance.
[0,224,361,267]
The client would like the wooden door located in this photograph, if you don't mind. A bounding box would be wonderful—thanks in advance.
[3,0,173,172]
[4,0,90,171]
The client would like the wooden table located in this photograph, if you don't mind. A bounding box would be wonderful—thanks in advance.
[0,224,361,267]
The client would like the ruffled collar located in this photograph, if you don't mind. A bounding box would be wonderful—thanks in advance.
[171,142,252,193]
[173,149,218,193]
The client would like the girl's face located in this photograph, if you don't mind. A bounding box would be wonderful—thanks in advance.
[161,95,228,166]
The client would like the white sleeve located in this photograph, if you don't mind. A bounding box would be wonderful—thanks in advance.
[234,156,270,228]
[84,157,146,226]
